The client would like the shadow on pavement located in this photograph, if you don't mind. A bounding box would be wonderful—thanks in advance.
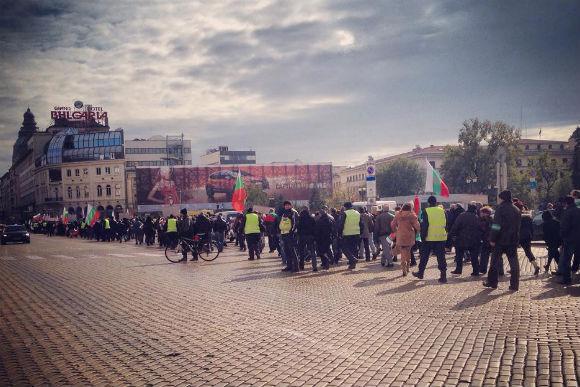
[354,275,399,288]
[532,278,580,300]
[451,289,506,311]
[376,280,426,295]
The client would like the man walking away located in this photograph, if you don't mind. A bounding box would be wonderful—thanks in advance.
[241,207,264,260]
[297,207,317,271]
[359,207,377,261]
[483,190,521,291]
[339,202,363,270]
[314,206,335,270]
[165,214,178,249]
[413,196,448,283]
[478,207,493,274]
[542,210,561,272]
[177,209,193,262]
[556,196,580,285]
[280,201,300,272]
[515,201,541,275]
[375,206,394,267]
[450,203,482,276]
[213,213,227,252]
[392,203,420,276]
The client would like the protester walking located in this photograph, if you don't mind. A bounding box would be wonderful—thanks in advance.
[241,207,264,261]
[483,190,521,291]
[338,202,363,270]
[413,196,448,283]
[297,207,317,271]
[392,203,420,276]
[556,196,580,285]
[450,203,482,276]
[374,206,394,267]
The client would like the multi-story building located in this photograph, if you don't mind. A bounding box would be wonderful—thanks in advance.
[337,133,577,200]
[0,103,128,222]
[200,146,256,165]
[124,135,192,213]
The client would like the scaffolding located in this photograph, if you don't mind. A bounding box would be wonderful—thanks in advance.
[164,134,185,166]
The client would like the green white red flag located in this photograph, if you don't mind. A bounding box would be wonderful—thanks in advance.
[424,159,449,197]
[231,170,247,212]
[85,204,99,226]
[62,207,70,224]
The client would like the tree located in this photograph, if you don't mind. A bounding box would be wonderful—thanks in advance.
[308,187,327,211]
[441,118,521,194]
[326,188,352,209]
[571,126,580,189]
[533,152,560,201]
[376,159,424,197]
[245,185,268,207]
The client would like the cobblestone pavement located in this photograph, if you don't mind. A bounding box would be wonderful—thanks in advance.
[1,235,579,386]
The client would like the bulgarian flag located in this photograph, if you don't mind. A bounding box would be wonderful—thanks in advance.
[62,207,70,224]
[424,159,450,197]
[85,204,99,226]
[231,170,247,212]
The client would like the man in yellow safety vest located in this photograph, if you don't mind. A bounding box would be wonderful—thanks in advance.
[241,207,264,261]
[339,202,363,270]
[412,195,448,283]
[165,214,178,249]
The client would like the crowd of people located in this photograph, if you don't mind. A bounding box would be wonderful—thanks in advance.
[29,189,580,290]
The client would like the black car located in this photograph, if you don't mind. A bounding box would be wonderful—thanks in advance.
[1,224,31,245]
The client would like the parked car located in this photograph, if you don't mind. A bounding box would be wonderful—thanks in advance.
[206,170,269,200]
[532,210,555,241]
[1,224,31,245]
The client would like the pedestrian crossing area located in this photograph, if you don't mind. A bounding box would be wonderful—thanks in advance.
[0,250,165,263]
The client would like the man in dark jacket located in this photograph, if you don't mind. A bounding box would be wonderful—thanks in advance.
[374,207,394,267]
[280,201,300,272]
[542,210,560,272]
[314,206,334,270]
[297,207,317,271]
[177,208,193,262]
[556,196,580,285]
[213,213,228,252]
[483,190,521,291]
[450,203,482,276]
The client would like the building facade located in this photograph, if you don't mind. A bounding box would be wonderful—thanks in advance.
[200,146,256,165]
[124,135,193,214]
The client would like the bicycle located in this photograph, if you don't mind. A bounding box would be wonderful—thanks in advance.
[165,234,220,263]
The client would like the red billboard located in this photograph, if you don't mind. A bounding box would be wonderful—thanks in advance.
[136,164,333,210]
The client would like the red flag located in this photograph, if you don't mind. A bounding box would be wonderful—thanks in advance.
[413,195,420,216]
[231,170,247,212]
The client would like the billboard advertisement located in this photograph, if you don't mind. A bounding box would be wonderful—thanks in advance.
[136,164,332,213]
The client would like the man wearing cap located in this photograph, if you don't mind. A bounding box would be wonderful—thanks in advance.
[483,190,522,291]
[338,202,363,270]
[240,207,264,260]
[280,201,300,272]
[177,208,193,262]
[413,195,448,283]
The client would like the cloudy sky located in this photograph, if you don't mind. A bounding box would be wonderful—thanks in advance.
[1,0,579,172]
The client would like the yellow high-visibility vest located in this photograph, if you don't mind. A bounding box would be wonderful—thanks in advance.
[343,209,361,236]
[425,206,447,241]
[104,219,110,229]
[167,218,177,232]
[244,213,260,234]
[279,216,292,234]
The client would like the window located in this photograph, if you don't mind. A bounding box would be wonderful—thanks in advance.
[536,144,541,150]
[66,169,72,177]
[75,169,80,176]
[560,144,565,150]
[84,186,89,198]
[97,185,103,197]
[115,184,121,196]
[548,144,553,149]
[106,184,112,196]
[76,186,81,198]
[67,187,73,199]
[83,168,88,175]
[563,158,568,164]
[525,145,529,150]
[105,167,111,174]
[516,159,522,167]
[114,166,120,174]
[528,159,533,166]
[96,167,102,175]
[429,161,436,168]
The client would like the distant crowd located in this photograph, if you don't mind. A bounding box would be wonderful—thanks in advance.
[26,189,580,290]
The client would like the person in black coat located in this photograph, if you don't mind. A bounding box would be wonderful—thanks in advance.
[450,203,483,276]
[297,207,317,271]
[542,210,561,272]
[314,206,335,270]
[515,201,540,276]
[556,196,580,284]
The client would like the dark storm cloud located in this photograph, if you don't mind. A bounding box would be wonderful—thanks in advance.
[0,0,579,173]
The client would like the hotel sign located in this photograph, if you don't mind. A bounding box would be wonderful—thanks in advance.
[51,102,108,126]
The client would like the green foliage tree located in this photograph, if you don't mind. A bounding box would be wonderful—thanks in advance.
[376,159,425,197]
[308,187,327,211]
[441,118,521,194]
[326,188,352,209]
[245,184,269,207]
[571,127,580,189]
[532,152,561,202]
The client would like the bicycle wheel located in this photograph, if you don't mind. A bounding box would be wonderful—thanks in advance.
[165,243,185,263]
[198,241,220,261]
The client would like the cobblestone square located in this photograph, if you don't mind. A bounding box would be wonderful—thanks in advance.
[1,235,579,386]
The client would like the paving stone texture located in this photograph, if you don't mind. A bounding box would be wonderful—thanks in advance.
[1,235,579,386]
